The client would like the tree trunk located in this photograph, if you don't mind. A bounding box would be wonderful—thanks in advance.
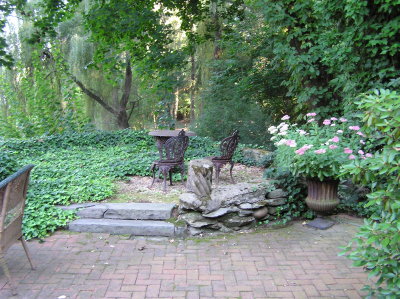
[212,1,222,59]
[174,89,179,120]
[190,53,196,122]
[116,57,133,129]
[117,110,130,128]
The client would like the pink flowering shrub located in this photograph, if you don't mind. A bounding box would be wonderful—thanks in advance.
[268,113,370,181]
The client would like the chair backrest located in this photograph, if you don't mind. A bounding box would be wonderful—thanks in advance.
[164,130,189,161]
[219,130,240,159]
[0,165,34,252]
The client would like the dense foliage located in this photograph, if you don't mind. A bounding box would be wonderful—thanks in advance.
[0,149,18,181]
[1,129,253,239]
[341,90,400,297]
[255,0,400,117]
[194,7,294,145]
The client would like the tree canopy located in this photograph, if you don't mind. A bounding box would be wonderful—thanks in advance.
[0,0,398,140]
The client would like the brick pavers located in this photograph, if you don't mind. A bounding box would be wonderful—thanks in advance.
[0,215,371,298]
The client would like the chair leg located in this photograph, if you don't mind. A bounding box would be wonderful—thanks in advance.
[160,168,168,192]
[215,164,222,185]
[0,253,17,295]
[180,164,185,185]
[20,238,35,270]
[150,165,157,188]
[169,169,173,186]
[229,161,235,184]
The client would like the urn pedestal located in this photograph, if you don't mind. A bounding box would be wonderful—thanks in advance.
[305,179,339,230]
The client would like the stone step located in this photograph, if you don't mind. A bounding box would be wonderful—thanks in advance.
[68,203,176,220]
[68,218,177,237]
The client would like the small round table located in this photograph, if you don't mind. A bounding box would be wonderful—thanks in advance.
[149,130,196,159]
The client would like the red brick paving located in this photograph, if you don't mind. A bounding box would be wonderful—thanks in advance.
[0,215,372,298]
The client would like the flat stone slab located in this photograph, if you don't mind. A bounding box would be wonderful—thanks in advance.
[58,203,97,210]
[77,204,108,219]
[75,203,176,220]
[69,219,176,236]
[306,217,336,230]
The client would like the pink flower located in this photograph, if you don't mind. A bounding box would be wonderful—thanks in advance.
[357,131,366,137]
[314,149,326,154]
[330,136,340,143]
[340,118,348,122]
[278,123,289,131]
[366,153,373,158]
[285,139,297,147]
[281,115,290,120]
[295,144,313,155]
[298,129,307,135]
[349,126,360,131]
[360,140,365,144]
[358,150,364,155]
[323,119,331,125]
[307,118,315,123]
[295,149,306,155]
[276,139,287,146]
[331,117,338,121]
[329,145,338,149]
[344,148,353,154]
[337,130,343,134]
[268,126,278,134]
[348,154,356,160]
[306,112,317,117]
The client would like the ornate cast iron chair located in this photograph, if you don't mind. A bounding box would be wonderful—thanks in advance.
[150,130,189,192]
[212,130,240,185]
[0,165,35,295]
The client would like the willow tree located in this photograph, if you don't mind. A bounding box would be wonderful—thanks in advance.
[16,0,197,128]
[0,7,88,138]
[71,1,174,128]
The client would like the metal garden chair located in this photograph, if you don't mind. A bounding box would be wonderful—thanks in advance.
[211,130,240,185]
[150,130,189,192]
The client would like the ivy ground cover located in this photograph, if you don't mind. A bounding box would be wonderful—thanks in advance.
[1,129,254,240]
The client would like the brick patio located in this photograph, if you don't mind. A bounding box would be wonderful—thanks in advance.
[0,215,371,298]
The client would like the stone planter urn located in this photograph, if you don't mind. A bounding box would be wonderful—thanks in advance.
[305,178,339,229]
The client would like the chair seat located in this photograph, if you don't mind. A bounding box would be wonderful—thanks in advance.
[211,156,230,162]
[156,159,183,164]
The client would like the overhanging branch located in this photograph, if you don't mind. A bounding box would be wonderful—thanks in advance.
[72,76,117,115]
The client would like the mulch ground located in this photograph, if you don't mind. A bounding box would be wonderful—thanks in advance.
[105,164,265,204]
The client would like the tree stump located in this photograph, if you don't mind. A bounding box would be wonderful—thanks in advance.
[186,159,213,198]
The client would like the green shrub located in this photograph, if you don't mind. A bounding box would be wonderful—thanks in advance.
[337,181,376,217]
[341,89,400,298]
